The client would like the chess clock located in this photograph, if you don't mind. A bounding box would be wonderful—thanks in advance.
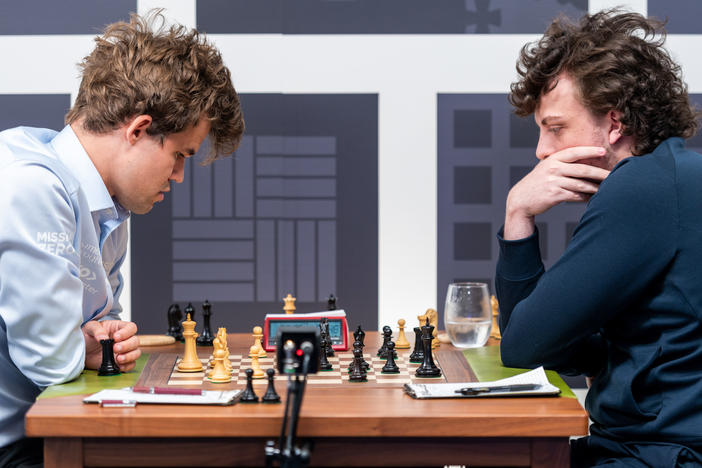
[263,310,349,352]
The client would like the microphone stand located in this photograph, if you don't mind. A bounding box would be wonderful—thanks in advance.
[265,350,313,468]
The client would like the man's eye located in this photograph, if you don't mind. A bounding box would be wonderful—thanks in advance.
[549,127,562,135]
[176,152,185,159]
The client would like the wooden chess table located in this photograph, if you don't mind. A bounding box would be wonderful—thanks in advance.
[26,332,588,467]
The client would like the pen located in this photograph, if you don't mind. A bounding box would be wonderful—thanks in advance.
[132,386,205,396]
[454,384,541,396]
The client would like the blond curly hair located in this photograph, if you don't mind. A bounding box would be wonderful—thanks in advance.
[66,10,244,162]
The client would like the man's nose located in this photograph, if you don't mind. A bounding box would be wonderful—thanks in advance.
[170,158,185,183]
[535,136,551,160]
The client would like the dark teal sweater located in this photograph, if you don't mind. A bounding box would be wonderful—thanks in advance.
[496,138,702,447]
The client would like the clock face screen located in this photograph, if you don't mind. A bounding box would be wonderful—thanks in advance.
[268,319,343,346]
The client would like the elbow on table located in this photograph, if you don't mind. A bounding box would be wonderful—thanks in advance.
[499,333,544,369]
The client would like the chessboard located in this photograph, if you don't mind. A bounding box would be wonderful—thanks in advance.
[136,349,476,390]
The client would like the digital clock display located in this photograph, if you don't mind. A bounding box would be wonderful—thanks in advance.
[263,311,348,351]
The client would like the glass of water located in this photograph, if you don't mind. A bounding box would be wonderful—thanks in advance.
[444,282,492,348]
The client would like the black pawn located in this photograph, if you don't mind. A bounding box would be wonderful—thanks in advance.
[378,326,397,360]
[377,325,391,357]
[354,325,365,346]
[348,347,367,382]
[184,302,195,324]
[97,339,121,376]
[197,300,214,346]
[319,334,333,371]
[262,368,281,403]
[353,326,368,370]
[240,368,259,402]
[321,318,334,357]
[166,304,183,341]
[381,342,400,374]
[348,339,369,371]
[327,294,337,311]
[415,320,441,378]
[409,326,424,363]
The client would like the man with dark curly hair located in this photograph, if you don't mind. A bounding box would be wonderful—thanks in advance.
[0,11,244,467]
[495,9,702,467]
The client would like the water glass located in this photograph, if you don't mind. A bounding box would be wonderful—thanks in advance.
[444,282,492,348]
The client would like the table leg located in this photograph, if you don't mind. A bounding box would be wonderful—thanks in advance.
[44,438,83,468]
[531,438,570,468]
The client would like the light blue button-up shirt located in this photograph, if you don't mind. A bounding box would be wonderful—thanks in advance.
[0,126,129,447]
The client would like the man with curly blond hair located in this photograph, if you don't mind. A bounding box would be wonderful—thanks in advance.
[495,10,702,467]
[0,12,244,467]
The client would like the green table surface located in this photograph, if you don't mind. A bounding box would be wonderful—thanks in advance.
[37,354,148,399]
[463,345,576,398]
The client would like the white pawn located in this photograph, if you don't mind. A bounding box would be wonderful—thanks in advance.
[209,347,232,383]
[250,345,265,379]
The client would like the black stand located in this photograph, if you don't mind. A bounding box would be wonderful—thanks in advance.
[265,342,316,468]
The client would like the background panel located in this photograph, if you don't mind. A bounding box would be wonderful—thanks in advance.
[131,94,378,334]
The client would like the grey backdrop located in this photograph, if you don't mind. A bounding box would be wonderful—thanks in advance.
[131,94,378,334]
[197,0,586,34]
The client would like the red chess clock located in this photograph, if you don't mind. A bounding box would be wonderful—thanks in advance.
[263,310,349,352]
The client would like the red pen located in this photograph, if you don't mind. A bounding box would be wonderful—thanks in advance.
[132,386,205,396]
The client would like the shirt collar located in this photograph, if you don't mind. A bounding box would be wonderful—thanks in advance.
[49,125,127,219]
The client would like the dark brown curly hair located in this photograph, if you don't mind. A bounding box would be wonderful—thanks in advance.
[509,9,698,156]
[66,10,244,163]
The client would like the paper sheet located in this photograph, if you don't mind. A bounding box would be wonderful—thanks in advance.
[83,387,242,405]
[404,366,561,399]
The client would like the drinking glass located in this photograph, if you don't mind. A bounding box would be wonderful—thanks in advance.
[444,282,492,348]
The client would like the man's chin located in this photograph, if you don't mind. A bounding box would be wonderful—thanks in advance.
[131,204,154,215]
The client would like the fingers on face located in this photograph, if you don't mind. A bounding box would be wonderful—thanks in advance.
[551,159,609,182]
[560,177,601,195]
[554,146,606,162]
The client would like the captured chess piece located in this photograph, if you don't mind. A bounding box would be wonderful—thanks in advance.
[490,295,501,340]
[283,294,296,314]
[240,368,259,402]
[97,339,121,376]
[177,313,203,372]
[166,303,183,341]
[415,319,442,378]
[196,300,214,346]
[327,294,337,311]
[395,319,410,349]
[262,368,281,403]
[409,326,424,363]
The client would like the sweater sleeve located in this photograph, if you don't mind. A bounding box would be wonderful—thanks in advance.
[495,159,676,376]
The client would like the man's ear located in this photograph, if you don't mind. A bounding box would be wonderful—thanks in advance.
[608,110,624,146]
[125,115,153,146]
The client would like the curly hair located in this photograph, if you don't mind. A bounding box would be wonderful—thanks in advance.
[509,9,699,156]
[65,10,244,163]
